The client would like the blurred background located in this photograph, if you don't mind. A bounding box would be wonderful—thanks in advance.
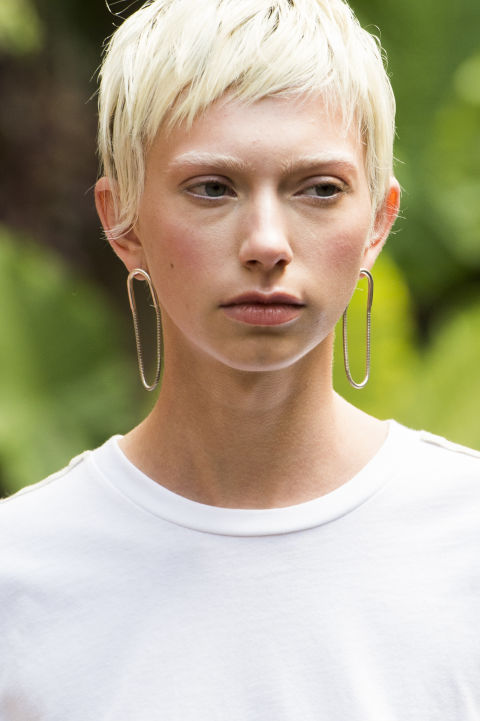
[1,0,479,496]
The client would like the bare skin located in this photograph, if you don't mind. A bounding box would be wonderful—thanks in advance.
[96,94,399,509]
[121,352,388,509]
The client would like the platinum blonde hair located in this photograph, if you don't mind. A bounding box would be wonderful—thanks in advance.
[98,0,396,237]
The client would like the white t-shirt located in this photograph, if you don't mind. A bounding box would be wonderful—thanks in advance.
[1,421,479,721]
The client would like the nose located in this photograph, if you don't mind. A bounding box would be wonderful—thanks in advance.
[238,192,293,272]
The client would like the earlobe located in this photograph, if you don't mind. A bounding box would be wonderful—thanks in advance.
[94,176,145,272]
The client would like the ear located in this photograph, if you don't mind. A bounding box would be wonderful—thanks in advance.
[363,177,401,269]
[94,176,145,273]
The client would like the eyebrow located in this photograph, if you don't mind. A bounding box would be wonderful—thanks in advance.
[168,151,358,177]
[279,153,359,177]
[168,152,250,173]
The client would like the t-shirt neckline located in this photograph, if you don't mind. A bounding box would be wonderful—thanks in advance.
[89,420,409,536]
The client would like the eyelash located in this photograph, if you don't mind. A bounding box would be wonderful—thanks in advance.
[296,182,344,200]
[186,179,235,199]
[184,178,346,201]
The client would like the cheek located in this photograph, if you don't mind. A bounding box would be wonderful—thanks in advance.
[141,208,215,278]
[328,227,369,271]
[303,208,373,310]
[305,208,371,272]
[139,210,227,319]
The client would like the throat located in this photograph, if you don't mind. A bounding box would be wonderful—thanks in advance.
[119,392,388,510]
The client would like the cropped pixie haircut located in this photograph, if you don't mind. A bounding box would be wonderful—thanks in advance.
[98,0,396,237]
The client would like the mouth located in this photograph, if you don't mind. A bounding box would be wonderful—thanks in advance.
[220,292,305,326]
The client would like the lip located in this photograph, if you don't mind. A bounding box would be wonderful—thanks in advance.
[220,291,305,326]
[221,291,305,307]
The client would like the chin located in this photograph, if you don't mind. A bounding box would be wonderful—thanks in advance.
[214,341,323,374]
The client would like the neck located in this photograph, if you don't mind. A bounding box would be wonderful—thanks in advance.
[121,338,387,508]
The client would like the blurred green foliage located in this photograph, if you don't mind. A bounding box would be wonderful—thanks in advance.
[0,227,143,496]
[355,0,480,302]
[0,0,43,54]
[333,255,480,451]
[0,0,479,495]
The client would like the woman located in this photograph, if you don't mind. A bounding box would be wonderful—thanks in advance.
[1,0,479,718]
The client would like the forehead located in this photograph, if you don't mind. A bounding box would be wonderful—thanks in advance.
[147,93,366,176]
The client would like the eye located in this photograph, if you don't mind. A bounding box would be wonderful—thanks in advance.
[186,180,234,199]
[300,182,343,198]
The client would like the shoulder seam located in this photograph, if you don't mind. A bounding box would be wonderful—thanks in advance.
[419,431,480,460]
[0,451,90,505]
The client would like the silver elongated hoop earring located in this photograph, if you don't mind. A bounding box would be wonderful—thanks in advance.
[342,268,373,389]
[127,268,162,392]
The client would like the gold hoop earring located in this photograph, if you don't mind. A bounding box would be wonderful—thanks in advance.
[127,268,162,392]
[342,268,373,389]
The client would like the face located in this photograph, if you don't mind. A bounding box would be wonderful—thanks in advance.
[100,94,398,373]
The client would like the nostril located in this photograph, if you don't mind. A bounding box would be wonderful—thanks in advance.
[244,256,290,272]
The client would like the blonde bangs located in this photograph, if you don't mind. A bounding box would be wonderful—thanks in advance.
[98,0,395,237]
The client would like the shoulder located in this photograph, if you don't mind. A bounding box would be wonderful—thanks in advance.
[1,449,89,511]
[0,437,123,547]
[365,423,480,549]
[0,452,92,610]
[1,433,127,509]
[421,429,480,461]
[0,451,92,545]
[0,438,130,601]
[387,421,480,501]
[404,425,480,472]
